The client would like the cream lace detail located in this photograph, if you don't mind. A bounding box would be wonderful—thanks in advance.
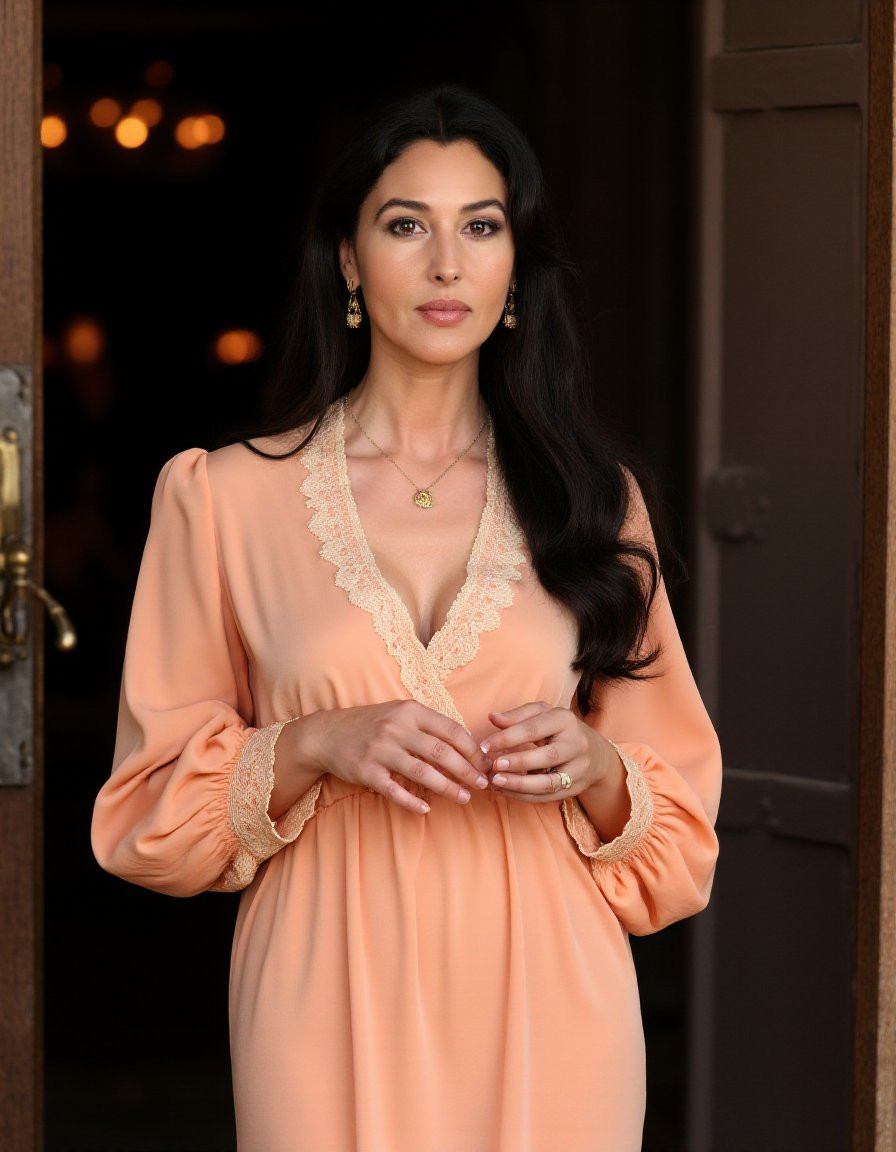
[211,718,322,893]
[426,442,526,682]
[561,740,655,869]
[300,401,526,728]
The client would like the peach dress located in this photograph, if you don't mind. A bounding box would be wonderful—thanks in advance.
[91,398,722,1152]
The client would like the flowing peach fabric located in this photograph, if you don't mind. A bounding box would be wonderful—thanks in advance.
[92,400,721,1152]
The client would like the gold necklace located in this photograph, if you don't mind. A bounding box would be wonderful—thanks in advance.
[344,396,489,509]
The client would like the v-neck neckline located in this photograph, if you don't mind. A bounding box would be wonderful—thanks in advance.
[335,396,494,654]
[300,398,527,723]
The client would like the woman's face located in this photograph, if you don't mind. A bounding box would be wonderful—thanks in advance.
[341,138,515,369]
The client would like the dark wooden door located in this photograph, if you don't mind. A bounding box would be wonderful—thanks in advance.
[687,1,895,1149]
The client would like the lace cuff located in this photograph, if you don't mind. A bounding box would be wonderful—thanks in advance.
[561,740,654,868]
[211,718,322,893]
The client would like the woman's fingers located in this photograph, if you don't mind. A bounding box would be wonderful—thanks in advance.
[489,741,568,776]
[414,707,492,783]
[400,732,490,803]
[490,767,570,799]
[481,702,592,803]
[485,701,550,733]
[379,769,433,815]
[481,703,562,769]
[363,702,491,808]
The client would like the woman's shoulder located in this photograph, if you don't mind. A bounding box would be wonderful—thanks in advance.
[208,431,303,469]
[208,405,339,475]
[154,404,339,499]
[145,435,295,501]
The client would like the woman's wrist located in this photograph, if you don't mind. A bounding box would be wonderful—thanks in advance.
[268,711,329,821]
[577,728,632,843]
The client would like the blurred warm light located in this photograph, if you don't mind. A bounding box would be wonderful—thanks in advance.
[214,330,264,365]
[144,59,174,87]
[202,114,225,143]
[43,63,63,89]
[175,114,226,150]
[131,98,163,127]
[64,317,105,365]
[41,116,67,148]
[175,116,205,149]
[90,97,122,128]
[114,116,149,149]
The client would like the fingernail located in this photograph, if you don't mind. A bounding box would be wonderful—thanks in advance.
[495,757,510,770]
[492,774,507,787]
[419,802,430,814]
[458,789,471,803]
[475,775,489,789]
[480,741,491,754]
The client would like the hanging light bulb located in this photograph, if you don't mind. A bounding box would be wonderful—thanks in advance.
[64,316,105,364]
[90,98,121,128]
[199,114,225,143]
[131,98,164,127]
[41,115,67,148]
[175,114,226,150]
[114,116,149,149]
[214,330,264,365]
[175,116,203,150]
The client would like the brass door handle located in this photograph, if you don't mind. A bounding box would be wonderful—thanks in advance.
[0,427,77,666]
[0,546,77,662]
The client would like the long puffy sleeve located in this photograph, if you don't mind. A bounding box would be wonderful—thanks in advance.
[562,480,722,936]
[90,449,320,898]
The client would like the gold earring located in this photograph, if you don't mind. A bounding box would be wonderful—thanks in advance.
[346,279,362,329]
[502,279,517,329]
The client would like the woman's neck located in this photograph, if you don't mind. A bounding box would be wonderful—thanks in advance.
[346,370,487,457]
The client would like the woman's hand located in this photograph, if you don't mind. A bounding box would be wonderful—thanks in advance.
[275,700,492,816]
[480,701,621,805]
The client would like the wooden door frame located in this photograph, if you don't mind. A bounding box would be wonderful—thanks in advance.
[855,2,896,1148]
[0,0,43,1149]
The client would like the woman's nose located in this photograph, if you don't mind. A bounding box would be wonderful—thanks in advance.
[429,234,461,283]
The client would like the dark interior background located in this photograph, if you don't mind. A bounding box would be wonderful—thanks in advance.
[41,2,695,1149]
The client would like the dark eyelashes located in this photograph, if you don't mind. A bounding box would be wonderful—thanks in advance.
[386,218,419,236]
[469,219,503,236]
[385,217,504,237]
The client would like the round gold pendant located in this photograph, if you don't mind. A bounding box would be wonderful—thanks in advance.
[413,489,433,509]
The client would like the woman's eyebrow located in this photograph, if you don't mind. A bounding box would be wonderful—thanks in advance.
[373,197,508,221]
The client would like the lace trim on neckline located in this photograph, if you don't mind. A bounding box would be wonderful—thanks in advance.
[299,401,526,727]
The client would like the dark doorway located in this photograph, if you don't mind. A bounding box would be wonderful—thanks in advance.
[41,3,694,1149]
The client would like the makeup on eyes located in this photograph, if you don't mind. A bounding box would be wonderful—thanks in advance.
[385,216,504,238]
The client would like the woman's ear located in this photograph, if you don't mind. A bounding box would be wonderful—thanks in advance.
[338,239,358,287]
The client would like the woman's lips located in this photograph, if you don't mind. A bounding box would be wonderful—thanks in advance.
[416,299,471,326]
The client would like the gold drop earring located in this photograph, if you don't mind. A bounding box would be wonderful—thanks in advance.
[502,279,517,329]
[346,279,362,329]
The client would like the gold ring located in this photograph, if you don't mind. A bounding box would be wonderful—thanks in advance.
[558,771,572,789]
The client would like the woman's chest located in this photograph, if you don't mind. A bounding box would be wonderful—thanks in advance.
[217,507,579,716]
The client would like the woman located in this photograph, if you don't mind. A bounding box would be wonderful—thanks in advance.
[92,83,722,1151]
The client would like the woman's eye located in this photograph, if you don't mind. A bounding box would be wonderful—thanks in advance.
[388,218,422,237]
[385,217,502,238]
[467,218,502,238]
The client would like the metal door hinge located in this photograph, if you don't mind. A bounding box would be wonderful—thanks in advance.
[704,465,770,542]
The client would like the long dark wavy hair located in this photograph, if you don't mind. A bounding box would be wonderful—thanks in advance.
[226,82,682,716]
